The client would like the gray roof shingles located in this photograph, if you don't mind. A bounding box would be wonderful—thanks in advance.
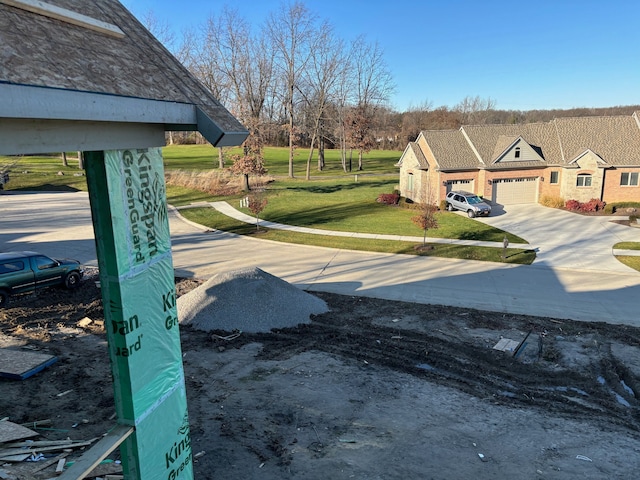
[420,130,480,170]
[414,115,640,171]
[0,0,246,136]
[554,116,640,167]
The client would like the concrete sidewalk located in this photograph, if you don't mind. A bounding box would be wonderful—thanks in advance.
[200,201,530,248]
[194,201,640,267]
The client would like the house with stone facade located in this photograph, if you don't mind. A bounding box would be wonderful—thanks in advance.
[396,113,640,207]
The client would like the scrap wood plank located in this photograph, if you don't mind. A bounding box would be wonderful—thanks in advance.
[0,439,97,457]
[3,439,74,449]
[0,421,38,443]
[58,425,133,480]
[0,452,31,462]
[0,348,57,380]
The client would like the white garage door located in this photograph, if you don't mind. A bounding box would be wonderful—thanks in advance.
[445,179,474,194]
[492,177,538,205]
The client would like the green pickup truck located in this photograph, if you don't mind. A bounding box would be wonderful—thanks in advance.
[0,251,84,306]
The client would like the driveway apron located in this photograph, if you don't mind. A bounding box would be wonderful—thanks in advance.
[481,204,639,273]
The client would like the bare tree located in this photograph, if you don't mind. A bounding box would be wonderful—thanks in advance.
[454,95,497,125]
[267,1,319,178]
[298,21,345,179]
[140,10,176,52]
[346,36,394,170]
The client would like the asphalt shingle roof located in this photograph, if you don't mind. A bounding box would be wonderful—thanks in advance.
[553,116,640,166]
[0,0,245,135]
[407,142,429,169]
[420,130,480,170]
[411,114,640,172]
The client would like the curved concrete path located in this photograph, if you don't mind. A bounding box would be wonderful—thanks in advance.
[204,201,531,249]
[1,192,639,326]
[204,200,640,273]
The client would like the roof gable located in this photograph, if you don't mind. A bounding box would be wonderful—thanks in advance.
[492,136,545,165]
[396,141,429,169]
[462,122,560,168]
[567,149,608,166]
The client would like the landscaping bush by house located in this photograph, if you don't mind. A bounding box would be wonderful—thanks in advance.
[603,201,640,214]
[540,195,565,209]
[565,198,606,213]
[376,193,400,205]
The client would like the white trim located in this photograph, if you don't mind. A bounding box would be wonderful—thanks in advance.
[568,149,608,165]
[0,0,125,37]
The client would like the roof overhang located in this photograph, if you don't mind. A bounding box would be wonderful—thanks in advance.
[0,83,248,154]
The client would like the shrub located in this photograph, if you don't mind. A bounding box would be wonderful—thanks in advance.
[439,199,448,212]
[603,202,640,214]
[582,198,606,212]
[540,195,565,209]
[564,198,606,213]
[565,199,581,211]
[376,193,400,205]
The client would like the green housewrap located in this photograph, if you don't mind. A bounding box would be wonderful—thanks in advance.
[86,148,193,479]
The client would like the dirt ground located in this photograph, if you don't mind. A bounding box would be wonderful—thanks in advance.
[2,269,640,479]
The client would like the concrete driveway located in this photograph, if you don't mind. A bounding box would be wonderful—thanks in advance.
[1,192,639,326]
[481,203,639,273]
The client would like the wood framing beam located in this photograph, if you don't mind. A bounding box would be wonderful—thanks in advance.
[0,0,125,37]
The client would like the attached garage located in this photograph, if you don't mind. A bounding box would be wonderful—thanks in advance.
[492,177,538,205]
[445,179,474,194]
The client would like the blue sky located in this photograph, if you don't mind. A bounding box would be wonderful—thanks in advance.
[122,0,640,112]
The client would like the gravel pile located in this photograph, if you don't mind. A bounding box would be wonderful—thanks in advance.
[177,267,328,333]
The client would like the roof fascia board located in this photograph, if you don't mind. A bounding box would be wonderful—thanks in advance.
[0,83,197,125]
[0,118,165,155]
[196,107,248,147]
[1,84,248,148]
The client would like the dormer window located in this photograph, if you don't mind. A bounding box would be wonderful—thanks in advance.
[514,147,521,159]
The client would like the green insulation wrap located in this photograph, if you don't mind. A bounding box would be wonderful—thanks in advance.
[86,148,193,479]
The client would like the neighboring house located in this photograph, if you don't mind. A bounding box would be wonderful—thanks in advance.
[397,113,640,206]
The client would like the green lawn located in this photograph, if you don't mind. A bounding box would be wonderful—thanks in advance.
[179,207,536,265]
[613,242,640,272]
[163,144,401,176]
[3,146,532,263]
[614,242,640,250]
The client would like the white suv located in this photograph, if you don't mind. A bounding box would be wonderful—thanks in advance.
[445,191,491,218]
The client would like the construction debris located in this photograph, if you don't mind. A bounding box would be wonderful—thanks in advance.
[0,349,57,380]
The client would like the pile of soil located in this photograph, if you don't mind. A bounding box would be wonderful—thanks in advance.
[1,272,640,479]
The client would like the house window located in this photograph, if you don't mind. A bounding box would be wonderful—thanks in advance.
[407,173,414,191]
[621,172,639,186]
[514,147,521,159]
[550,171,559,184]
[576,174,592,187]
